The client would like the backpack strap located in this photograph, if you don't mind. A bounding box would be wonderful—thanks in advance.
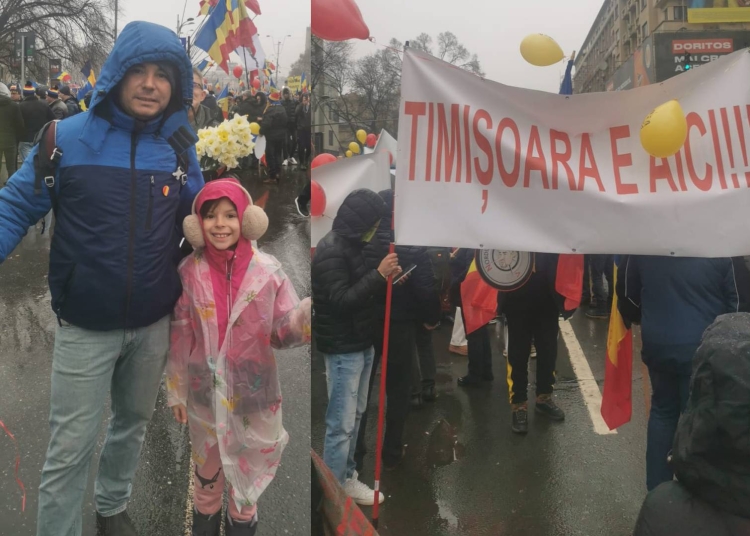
[33,120,63,218]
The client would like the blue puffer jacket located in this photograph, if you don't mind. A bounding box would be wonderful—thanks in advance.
[0,21,204,331]
[617,256,742,375]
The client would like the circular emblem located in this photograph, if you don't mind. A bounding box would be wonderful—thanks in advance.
[475,250,534,292]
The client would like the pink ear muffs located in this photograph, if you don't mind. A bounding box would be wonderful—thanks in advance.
[182,180,269,248]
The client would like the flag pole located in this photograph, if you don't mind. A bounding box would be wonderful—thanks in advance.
[372,155,397,527]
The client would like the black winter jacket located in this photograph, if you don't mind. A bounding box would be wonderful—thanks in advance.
[0,95,24,147]
[312,189,388,354]
[296,102,311,131]
[634,313,750,535]
[363,190,441,325]
[18,96,55,143]
[235,93,266,123]
[499,253,574,318]
[260,103,287,142]
[64,98,81,117]
[281,96,297,128]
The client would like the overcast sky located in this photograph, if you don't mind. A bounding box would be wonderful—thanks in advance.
[118,0,309,79]
[353,0,604,93]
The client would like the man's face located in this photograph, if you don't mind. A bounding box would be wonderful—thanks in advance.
[46,95,54,104]
[119,63,172,120]
[191,74,205,108]
[10,90,20,101]
[302,95,309,106]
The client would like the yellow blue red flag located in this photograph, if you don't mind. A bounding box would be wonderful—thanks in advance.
[193,0,258,73]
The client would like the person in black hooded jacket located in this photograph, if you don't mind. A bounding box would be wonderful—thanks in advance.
[261,92,287,182]
[633,312,750,536]
[354,189,441,472]
[312,188,401,506]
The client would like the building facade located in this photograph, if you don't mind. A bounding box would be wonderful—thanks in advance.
[574,0,750,94]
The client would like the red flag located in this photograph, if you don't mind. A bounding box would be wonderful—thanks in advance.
[312,0,370,41]
[555,254,583,311]
[601,262,633,429]
[460,260,498,335]
[245,0,261,15]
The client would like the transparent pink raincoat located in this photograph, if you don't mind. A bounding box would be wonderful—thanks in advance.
[166,248,311,511]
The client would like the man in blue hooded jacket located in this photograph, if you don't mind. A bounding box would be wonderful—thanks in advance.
[0,22,203,536]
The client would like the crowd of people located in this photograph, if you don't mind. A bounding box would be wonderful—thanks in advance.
[311,187,750,534]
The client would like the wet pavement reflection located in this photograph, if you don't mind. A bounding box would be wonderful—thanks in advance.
[312,314,649,535]
[0,164,310,535]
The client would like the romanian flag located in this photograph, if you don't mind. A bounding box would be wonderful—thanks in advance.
[245,0,261,15]
[301,71,308,93]
[460,259,498,335]
[198,0,218,15]
[59,71,71,82]
[601,257,633,430]
[196,59,209,73]
[193,0,258,73]
[80,61,96,86]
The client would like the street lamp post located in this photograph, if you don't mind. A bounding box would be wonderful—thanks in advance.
[266,34,292,86]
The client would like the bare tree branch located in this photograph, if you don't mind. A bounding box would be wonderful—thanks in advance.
[0,0,115,84]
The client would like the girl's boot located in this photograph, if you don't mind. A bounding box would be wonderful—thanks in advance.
[224,512,258,536]
[192,508,221,536]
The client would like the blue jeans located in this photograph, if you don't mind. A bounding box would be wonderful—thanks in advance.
[37,316,170,536]
[646,368,691,491]
[18,141,34,163]
[323,347,375,484]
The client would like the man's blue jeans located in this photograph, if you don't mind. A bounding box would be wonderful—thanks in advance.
[18,141,34,163]
[36,316,170,536]
[322,347,375,484]
[646,368,691,491]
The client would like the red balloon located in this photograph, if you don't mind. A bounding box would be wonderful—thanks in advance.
[365,133,377,148]
[312,0,370,41]
[252,78,261,89]
[310,180,326,217]
[311,153,337,169]
[233,65,243,79]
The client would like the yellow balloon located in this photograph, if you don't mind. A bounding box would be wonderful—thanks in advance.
[349,142,361,154]
[356,129,367,144]
[640,100,688,158]
[249,122,260,135]
[346,150,353,158]
[520,34,565,67]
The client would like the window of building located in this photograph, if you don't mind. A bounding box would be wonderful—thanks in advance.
[642,21,648,38]
[674,6,685,21]
[641,0,647,10]
[332,109,339,122]
[328,130,333,147]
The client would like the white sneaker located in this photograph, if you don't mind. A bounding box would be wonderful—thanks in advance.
[343,476,385,506]
[282,159,289,166]
[290,157,298,165]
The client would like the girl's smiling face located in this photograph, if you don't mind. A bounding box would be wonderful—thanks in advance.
[202,197,241,250]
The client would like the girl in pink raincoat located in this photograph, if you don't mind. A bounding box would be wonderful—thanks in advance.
[166,176,311,536]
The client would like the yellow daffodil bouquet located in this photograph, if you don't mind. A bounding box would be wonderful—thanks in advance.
[195,114,256,172]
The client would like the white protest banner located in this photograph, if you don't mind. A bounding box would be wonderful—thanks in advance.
[374,129,398,168]
[311,152,392,247]
[395,47,750,257]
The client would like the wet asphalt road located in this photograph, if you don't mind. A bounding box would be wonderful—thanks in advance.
[312,310,651,535]
[0,164,311,536]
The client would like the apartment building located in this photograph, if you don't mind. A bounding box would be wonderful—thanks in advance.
[574,0,750,94]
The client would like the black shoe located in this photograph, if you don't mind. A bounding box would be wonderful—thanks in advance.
[192,508,221,536]
[512,406,529,434]
[225,512,259,536]
[481,372,494,382]
[96,511,138,536]
[457,374,482,387]
[410,393,423,408]
[422,384,438,402]
[535,396,565,421]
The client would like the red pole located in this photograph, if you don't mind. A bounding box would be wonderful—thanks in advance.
[372,241,394,527]
[373,169,397,526]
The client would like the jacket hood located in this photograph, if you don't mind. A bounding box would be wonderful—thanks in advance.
[332,189,387,241]
[671,312,750,519]
[89,21,193,114]
[256,92,268,108]
[80,21,195,154]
